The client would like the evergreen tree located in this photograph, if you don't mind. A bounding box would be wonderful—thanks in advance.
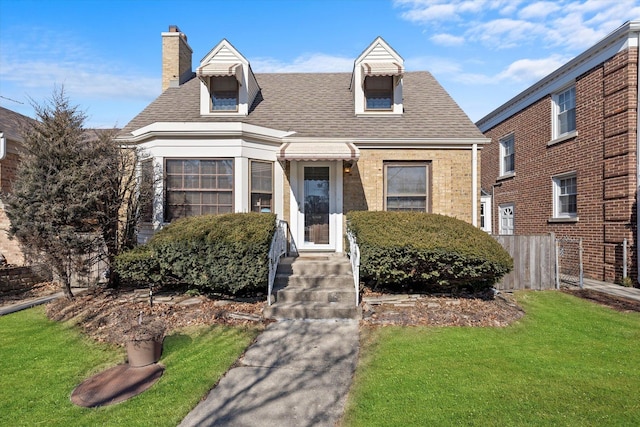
[5,89,136,297]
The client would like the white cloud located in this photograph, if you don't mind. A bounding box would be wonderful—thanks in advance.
[251,53,353,73]
[468,18,547,48]
[495,55,570,83]
[430,33,465,46]
[518,1,561,19]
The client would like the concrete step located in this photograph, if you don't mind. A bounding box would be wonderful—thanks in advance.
[274,274,354,289]
[263,302,361,320]
[276,287,356,304]
[277,257,353,276]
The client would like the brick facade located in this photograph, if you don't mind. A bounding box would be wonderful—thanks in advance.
[282,147,478,230]
[481,48,638,283]
[0,148,24,265]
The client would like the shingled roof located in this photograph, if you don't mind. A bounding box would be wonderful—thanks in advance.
[0,106,35,143]
[118,71,483,141]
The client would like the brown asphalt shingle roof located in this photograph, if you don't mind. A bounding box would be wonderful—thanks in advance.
[0,106,35,142]
[118,72,483,140]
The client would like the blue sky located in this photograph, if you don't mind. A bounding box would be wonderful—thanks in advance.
[1,0,638,128]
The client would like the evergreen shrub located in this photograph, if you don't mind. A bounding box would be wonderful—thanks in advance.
[115,213,277,295]
[347,211,513,292]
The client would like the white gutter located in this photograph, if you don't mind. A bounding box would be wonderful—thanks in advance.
[0,132,6,160]
[472,143,478,227]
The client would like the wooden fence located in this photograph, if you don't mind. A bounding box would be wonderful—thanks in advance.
[493,234,557,291]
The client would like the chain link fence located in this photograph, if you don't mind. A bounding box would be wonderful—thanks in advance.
[555,237,583,288]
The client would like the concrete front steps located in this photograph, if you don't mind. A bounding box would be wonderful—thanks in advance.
[263,253,361,320]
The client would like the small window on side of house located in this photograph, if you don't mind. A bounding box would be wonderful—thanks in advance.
[553,85,576,139]
[210,76,239,111]
[499,133,515,176]
[364,76,393,110]
[140,160,154,223]
[553,173,577,218]
[250,160,273,213]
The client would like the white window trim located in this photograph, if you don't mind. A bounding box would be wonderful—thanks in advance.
[551,85,577,142]
[551,171,578,221]
[480,195,492,234]
[499,133,515,177]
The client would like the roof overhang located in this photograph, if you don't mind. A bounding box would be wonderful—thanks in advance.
[277,141,360,162]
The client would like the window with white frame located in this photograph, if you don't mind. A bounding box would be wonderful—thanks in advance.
[553,85,576,139]
[165,159,233,221]
[364,76,394,110]
[250,160,273,213]
[553,173,577,218]
[500,134,515,176]
[210,76,239,111]
[384,162,430,211]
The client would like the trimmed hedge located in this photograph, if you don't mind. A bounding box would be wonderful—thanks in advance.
[115,213,277,296]
[347,211,513,292]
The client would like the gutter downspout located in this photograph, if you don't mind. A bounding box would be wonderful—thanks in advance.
[0,132,6,160]
[472,143,478,227]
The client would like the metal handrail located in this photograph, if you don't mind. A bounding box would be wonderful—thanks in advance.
[267,219,288,306]
[346,229,360,306]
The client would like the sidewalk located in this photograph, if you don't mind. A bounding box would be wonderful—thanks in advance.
[582,278,640,303]
[0,288,87,316]
[179,319,359,427]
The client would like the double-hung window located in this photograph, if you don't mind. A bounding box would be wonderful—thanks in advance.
[165,159,233,221]
[500,134,515,176]
[210,76,239,111]
[553,173,577,219]
[384,162,430,211]
[553,86,576,139]
[364,76,393,110]
[250,160,273,213]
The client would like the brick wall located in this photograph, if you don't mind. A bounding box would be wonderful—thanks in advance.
[0,150,24,264]
[481,48,638,283]
[344,148,475,222]
[0,265,52,291]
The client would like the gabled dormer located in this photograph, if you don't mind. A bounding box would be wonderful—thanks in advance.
[197,39,259,116]
[351,37,404,116]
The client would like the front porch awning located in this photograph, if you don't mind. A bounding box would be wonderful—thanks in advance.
[196,62,242,80]
[277,142,360,162]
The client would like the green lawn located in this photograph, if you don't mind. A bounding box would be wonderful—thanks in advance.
[343,291,640,426]
[0,306,260,427]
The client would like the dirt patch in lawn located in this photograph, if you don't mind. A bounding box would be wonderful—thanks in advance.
[361,288,526,327]
[45,286,269,345]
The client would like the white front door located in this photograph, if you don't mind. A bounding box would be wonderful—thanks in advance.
[291,161,342,251]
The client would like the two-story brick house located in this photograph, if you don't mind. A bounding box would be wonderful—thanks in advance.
[116,26,488,254]
[478,21,640,284]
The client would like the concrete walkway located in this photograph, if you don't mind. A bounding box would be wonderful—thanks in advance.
[582,278,640,302]
[179,319,359,427]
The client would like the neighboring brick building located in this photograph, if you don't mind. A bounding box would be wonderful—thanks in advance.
[477,21,640,284]
[117,26,488,253]
[0,107,34,265]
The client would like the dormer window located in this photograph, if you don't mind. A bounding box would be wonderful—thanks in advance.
[365,76,393,110]
[210,76,239,111]
[351,37,405,116]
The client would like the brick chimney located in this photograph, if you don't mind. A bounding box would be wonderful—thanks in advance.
[161,25,193,91]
